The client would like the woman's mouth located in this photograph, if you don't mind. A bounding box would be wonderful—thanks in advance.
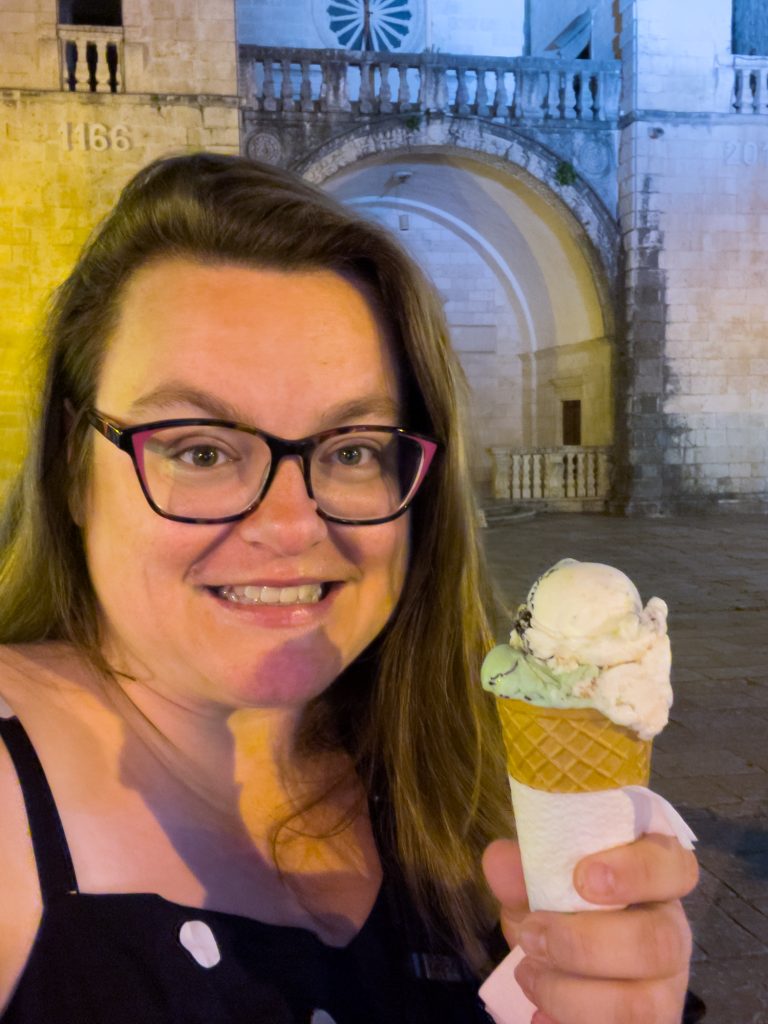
[210,583,331,606]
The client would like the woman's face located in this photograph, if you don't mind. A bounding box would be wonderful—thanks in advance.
[82,258,410,711]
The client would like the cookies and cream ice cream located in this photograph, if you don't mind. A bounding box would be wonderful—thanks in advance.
[482,558,672,741]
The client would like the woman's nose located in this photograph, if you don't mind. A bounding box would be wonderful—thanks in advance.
[233,456,328,552]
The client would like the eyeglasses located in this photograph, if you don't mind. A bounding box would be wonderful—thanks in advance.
[86,411,440,526]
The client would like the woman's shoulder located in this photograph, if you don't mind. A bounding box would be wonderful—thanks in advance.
[0,646,51,1013]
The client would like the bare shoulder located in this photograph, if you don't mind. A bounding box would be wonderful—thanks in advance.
[0,662,44,1012]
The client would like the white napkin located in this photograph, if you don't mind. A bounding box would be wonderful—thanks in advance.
[479,783,697,1024]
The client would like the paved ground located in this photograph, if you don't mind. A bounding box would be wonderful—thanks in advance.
[482,513,768,1024]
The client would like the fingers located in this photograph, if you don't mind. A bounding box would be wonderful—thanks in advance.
[573,833,699,906]
[519,900,692,980]
[482,839,529,946]
[514,960,690,1024]
[482,839,528,909]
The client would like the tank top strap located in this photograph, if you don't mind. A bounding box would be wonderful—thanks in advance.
[0,712,79,901]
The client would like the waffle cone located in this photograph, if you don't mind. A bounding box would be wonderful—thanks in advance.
[496,698,652,793]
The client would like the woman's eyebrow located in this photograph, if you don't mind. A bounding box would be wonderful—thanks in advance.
[127,384,241,421]
[127,383,401,428]
[317,396,401,428]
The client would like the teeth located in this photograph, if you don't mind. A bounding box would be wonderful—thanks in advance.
[217,584,324,605]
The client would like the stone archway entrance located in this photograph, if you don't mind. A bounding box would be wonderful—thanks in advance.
[296,123,619,504]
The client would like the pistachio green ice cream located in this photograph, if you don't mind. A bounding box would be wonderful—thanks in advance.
[481,639,598,708]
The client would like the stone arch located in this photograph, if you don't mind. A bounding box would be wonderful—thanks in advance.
[292,115,620,328]
[293,116,619,493]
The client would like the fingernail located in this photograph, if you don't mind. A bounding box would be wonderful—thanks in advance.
[580,861,615,898]
[519,924,548,961]
[514,959,539,999]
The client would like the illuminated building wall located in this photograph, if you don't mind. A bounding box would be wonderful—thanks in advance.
[616,0,768,511]
[0,0,240,486]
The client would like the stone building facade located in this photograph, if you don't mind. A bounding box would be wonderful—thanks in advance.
[0,0,240,485]
[1,0,767,513]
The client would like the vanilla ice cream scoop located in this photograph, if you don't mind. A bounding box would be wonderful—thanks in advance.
[482,559,672,739]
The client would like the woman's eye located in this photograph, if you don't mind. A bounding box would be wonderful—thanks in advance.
[334,445,376,466]
[177,445,229,468]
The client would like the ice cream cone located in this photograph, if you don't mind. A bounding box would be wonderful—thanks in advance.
[495,698,652,794]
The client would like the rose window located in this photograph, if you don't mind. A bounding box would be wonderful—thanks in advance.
[326,0,413,51]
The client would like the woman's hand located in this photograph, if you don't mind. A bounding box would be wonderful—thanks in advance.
[482,834,699,1024]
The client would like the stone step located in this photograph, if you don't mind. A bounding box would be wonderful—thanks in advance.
[479,501,540,526]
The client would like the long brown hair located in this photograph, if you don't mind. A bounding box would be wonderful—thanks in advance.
[0,153,512,969]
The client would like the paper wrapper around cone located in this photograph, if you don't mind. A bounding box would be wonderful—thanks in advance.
[495,697,652,913]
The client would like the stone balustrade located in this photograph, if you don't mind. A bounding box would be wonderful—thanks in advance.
[732,59,768,114]
[58,24,123,93]
[239,46,621,124]
[488,445,612,507]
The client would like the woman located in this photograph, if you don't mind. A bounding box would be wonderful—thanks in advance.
[0,153,698,1023]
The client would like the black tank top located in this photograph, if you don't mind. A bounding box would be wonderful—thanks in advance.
[0,714,493,1024]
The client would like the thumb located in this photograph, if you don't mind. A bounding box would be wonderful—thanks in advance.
[482,838,530,949]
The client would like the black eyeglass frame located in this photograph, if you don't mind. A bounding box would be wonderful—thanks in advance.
[86,410,441,526]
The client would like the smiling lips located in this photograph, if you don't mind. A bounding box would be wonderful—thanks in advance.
[215,583,327,606]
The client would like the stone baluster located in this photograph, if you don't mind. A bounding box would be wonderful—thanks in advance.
[455,66,469,115]
[545,452,565,498]
[741,71,753,113]
[573,70,584,119]
[531,453,542,498]
[72,35,90,91]
[476,68,489,116]
[511,454,522,500]
[489,447,512,500]
[281,59,294,111]
[735,69,746,112]
[397,62,410,109]
[597,450,611,497]
[90,41,111,92]
[521,454,532,499]
[561,451,573,497]
[545,68,560,119]
[586,73,598,120]
[262,60,277,112]
[753,69,764,115]
[564,71,579,119]
[62,38,78,91]
[107,42,121,93]
[492,68,507,118]
[300,59,314,112]
[576,452,587,495]
[379,60,392,113]
[740,70,754,113]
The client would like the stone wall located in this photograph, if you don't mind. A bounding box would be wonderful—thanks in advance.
[0,0,239,491]
[617,0,768,512]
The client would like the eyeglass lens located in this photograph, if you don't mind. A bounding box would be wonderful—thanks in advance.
[136,424,425,521]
